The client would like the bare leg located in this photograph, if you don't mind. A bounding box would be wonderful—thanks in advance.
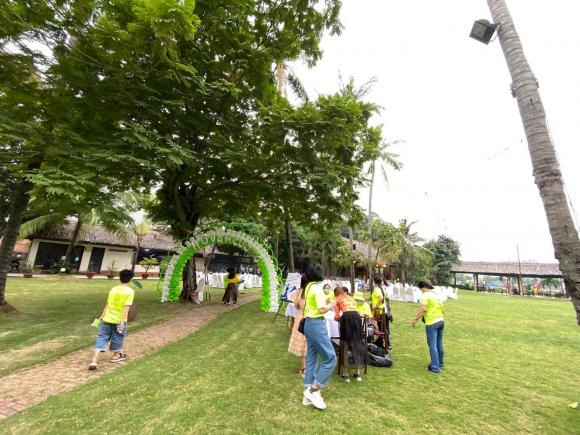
[90,350,100,364]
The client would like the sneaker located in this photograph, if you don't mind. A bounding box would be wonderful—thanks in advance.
[303,388,327,410]
[354,373,362,382]
[341,374,350,383]
[302,397,313,406]
[111,353,128,363]
[427,366,440,374]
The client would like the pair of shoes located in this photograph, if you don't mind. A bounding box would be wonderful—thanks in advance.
[88,362,98,371]
[341,374,350,383]
[353,373,362,382]
[111,353,128,363]
[303,388,327,410]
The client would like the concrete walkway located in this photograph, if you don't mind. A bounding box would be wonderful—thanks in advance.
[0,294,258,420]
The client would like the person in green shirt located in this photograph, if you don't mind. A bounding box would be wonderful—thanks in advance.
[89,269,135,370]
[302,263,336,411]
[371,276,392,350]
[412,280,445,374]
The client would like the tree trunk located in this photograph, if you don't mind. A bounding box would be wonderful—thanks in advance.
[64,215,83,269]
[488,0,580,324]
[132,235,142,272]
[367,160,376,281]
[348,226,356,292]
[180,257,197,301]
[0,175,36,305]
[274,231,279,260]
[285,217,295,273]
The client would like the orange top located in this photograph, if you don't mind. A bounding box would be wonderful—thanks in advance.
[334,293,358,321]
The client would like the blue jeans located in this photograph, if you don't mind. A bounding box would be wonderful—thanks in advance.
[304,317,337,388]
[425,320,444,372]
[95,321,127,352]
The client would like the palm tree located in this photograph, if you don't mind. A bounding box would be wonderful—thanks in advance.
[131,220,152,272]
[366,140,402,279]
[274,61,309,273]
[397,219,431,284]
[487,0,580,324]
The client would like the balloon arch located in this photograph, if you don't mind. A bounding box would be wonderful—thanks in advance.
[160,229,281,312]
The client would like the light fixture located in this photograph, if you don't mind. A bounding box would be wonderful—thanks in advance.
[469,19,497,44]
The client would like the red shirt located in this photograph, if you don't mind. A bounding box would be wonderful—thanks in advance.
[334,293,358,321]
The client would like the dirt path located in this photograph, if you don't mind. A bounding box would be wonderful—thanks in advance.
[0,294,258,420]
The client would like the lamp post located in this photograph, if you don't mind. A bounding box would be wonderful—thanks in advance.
[470,0,580,324]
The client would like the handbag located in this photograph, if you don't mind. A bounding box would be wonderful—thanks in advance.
[297,283,314,335]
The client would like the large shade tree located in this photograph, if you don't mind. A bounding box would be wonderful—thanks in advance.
[0,0,194,305]
[424,235,461,285]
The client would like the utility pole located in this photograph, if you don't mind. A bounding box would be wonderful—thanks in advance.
[482,0,580,324]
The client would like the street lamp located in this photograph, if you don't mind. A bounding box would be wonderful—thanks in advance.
[469,19,497,44]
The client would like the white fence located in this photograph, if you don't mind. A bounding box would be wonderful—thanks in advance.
[386,284,459,303]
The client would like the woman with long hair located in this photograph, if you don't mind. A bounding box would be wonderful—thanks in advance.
[334,285,366,382]
[288,274,308,376]
[302,263,336,410]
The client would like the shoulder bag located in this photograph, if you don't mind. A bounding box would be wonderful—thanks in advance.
[297,283,314,334]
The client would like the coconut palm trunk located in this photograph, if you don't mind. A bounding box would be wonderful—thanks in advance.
[367,160,376,280]
[488,0,580,324]
[64,215,83,269]
[348,225,356,291]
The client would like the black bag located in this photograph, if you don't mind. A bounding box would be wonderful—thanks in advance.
[297,283,314,335]
[297,318,306,334]
[367,343,393,367]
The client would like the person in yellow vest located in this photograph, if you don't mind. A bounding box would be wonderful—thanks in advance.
[89,269,135,370]
[371,276,391,349]
[353,291,372,318]
[222,267,243,305]
[302,264,336,410]
[412,280,445,374]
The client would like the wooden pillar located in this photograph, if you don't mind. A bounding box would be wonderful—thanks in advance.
[518,275,524,297]
[473,273,479,292]
[453,273,457,287]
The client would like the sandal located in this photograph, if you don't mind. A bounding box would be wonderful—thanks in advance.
[297,368,306,377]
[110,353,128,363]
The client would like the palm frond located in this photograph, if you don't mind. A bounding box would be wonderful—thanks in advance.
[19,213,63,238]
[287,72,309,103]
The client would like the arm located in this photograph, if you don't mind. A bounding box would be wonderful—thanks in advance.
[412,305,427,328]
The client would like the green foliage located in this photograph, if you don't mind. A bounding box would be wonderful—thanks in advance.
[139,255,160,272]
[424,235,461,285]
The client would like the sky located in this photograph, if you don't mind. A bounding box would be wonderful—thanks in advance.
[291,0,580,263]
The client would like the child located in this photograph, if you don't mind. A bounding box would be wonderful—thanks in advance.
[88,269,135,370]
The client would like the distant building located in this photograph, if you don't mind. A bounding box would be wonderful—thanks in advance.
[22,221,255,275]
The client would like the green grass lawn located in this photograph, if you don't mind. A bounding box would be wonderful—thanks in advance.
[1,291,578,434]
[0,277,234,376]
